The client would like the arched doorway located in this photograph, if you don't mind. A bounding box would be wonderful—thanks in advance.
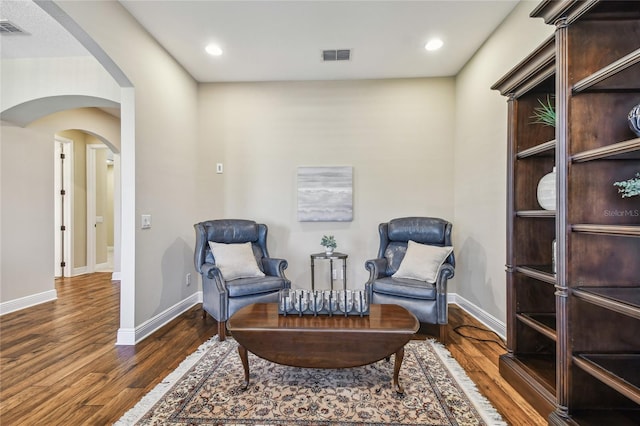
[54,130,118,278]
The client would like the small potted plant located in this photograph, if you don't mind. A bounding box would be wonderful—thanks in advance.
[530,95,556,127]
[614,172,640,198]
[320,235,337,255]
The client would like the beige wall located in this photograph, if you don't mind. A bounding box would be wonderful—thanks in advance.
[1,124,55,301]
[198,78,456,289]
[453,1,553,322]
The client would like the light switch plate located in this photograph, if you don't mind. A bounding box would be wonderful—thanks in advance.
[141,214,151,229]
[216,163,223,174]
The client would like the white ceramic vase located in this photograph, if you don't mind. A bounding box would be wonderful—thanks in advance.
[629,103,640,137]
[537,167,556,211]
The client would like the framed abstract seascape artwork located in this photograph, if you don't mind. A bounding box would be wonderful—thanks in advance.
[297,166,353,222]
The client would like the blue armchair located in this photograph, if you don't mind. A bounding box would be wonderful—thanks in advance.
[194,219,290,340]
[365,217,455,342]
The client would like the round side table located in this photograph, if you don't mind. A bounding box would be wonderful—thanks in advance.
[310,252,347,292]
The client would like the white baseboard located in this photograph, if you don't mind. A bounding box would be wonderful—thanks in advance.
[73,266,87,276]
[117,291,203,346]
[95,262,110,271]
[0,289,58,316]
[116,328,136,345]
[111,271,121,281]
[448,293,506,340]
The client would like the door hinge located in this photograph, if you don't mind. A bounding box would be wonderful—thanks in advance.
[60,225,66,231]
[60,189,66,195]
[60,153,65,159]
[60,261,66,267]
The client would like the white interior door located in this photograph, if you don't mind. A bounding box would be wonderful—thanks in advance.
[54,136,73,278]
[87,143,113,273]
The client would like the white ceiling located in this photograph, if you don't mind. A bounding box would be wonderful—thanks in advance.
[1,0,519,83]
[0,0,90,58]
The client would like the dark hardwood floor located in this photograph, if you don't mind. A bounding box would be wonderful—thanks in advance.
[0,273,545,425]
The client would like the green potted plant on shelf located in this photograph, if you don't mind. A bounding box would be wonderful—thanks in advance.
[320,235,337,255]
[614,172,640,198]
[530,95,556,127]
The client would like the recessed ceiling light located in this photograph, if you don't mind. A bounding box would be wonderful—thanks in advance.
[205,44,223,56]
[424,38,443,51]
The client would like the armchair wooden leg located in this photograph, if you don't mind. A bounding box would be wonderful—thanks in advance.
[438,324,447,344]
[218,320,226,341]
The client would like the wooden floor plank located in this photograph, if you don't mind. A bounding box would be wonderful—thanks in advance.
[446,305,546,425]
[0,273,545,425]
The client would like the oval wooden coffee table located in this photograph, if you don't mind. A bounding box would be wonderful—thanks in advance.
[227,302,419,394]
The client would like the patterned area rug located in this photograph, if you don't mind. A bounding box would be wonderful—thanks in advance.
[116,337,506,426]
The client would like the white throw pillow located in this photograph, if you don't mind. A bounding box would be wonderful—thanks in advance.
[208,241,265,280]
[392,240,453,283]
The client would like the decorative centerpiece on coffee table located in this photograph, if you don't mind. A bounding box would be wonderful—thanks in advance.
[279,289,369,317]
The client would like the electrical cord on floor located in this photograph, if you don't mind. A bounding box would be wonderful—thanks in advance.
[453,324,507,350]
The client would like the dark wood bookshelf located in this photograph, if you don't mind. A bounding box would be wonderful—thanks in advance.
[571,138,640,162]
[569,410,640,426]
[517,139,556,159]
[572,48,640,93]
[516,210,556,218]
[494,1,640,424]
[573,287,640,320]
[515,265,556,285]
[518,313,557,340]
[573,354,640,405]
[571,224,640,237]
[503,354,557,396]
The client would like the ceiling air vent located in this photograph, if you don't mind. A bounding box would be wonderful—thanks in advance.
[0,20,29,35]
[322,49,351,61]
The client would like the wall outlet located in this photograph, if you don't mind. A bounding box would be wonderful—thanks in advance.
[186,273,191,286]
